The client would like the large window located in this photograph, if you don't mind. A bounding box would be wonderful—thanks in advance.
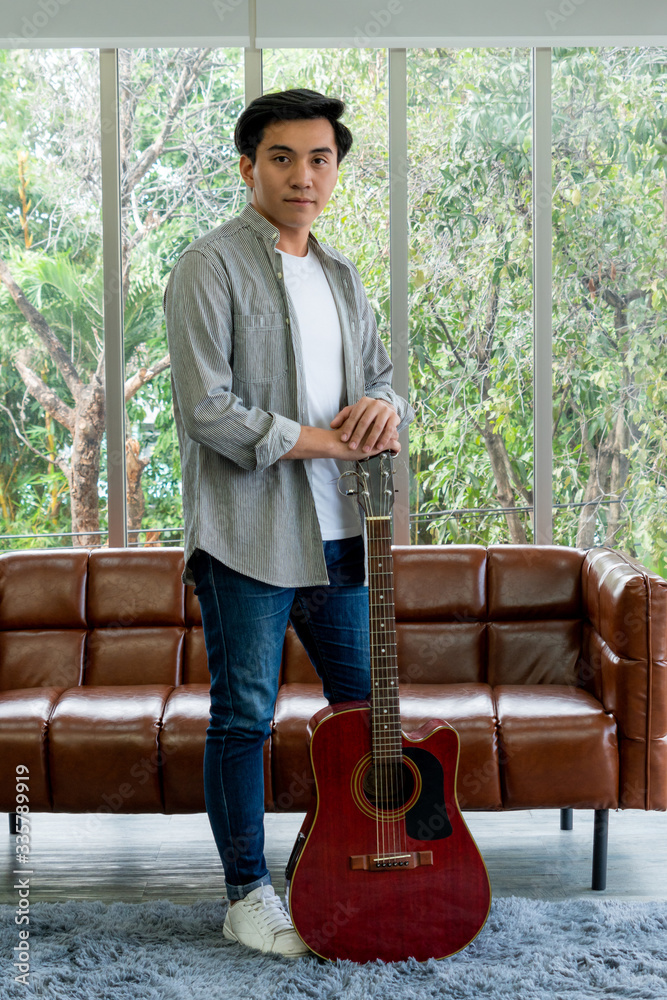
[0,49,103,548]
[1,45,666,572]
[117,47,245,546]
[551,47,667,575]
[407,48,533,544]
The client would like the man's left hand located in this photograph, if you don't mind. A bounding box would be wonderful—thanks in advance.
[330,397,400,454]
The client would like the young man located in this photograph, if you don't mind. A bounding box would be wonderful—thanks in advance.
[163,88,413,956]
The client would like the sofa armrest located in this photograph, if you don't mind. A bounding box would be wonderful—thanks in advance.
[582,547,667,809]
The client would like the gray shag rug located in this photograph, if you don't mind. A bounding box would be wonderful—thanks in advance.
[2,896,666,999]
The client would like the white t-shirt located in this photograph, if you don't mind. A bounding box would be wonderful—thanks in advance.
[277,245,361,540]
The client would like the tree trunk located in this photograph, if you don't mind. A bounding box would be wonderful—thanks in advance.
[604,405,630,546]
[481,414,528,543]
[473,279,528,543]
[576,431,614,548]
[70,377,106,546]
[126,437,149,538]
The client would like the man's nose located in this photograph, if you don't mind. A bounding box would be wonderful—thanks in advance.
[289,160,313,187]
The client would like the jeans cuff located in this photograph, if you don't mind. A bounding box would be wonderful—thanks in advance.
[226,872,272,901]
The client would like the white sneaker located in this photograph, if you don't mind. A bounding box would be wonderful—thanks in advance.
[222,885,310,957]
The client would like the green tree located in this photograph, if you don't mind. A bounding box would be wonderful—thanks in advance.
[0,47,244,545]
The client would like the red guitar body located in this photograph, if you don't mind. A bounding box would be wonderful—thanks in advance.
[287,702,491,964]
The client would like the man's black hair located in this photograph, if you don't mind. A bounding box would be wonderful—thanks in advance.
[234,88,353,166]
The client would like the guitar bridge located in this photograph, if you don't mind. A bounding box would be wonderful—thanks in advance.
[349,851,433,872]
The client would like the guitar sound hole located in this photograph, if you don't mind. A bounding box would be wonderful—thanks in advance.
[362,761,415,811]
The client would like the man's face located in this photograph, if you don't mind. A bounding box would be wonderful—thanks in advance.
[239,117,339,235]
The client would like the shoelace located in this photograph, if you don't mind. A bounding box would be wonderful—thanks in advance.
[247,888,294,936]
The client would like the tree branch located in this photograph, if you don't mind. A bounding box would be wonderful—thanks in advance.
[124,353,171,401]
[14,349,76,434]
[430,309,466,368]
[0,401,71,481]
[122,49,213,199]
[0,258,83,398]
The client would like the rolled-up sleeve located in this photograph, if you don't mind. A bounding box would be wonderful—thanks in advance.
[164,249,301,471]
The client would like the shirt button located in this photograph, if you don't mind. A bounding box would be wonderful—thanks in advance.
[277,271,283,279]
[286,317,290,325]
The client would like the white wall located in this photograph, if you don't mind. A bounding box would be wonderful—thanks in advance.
[1,0,665,50]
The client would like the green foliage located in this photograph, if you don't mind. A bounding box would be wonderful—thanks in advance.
[550,47,667,570]
[1,44,667,574]
[406,48,534,544]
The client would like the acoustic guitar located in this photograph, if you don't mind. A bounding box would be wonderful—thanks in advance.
[285,451,491,963]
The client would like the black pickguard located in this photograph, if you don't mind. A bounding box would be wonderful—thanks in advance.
[403,746,453,841]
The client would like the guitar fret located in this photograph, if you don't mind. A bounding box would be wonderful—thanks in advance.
[363,486,405,763]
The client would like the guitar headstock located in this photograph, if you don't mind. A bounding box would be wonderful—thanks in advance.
[337,450,396,518]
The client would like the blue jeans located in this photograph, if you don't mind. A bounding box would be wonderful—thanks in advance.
[190,536,370,900]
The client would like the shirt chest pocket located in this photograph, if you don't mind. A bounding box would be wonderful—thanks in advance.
[232,313,289,383]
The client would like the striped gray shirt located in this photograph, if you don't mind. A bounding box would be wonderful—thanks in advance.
[163,203,414,588]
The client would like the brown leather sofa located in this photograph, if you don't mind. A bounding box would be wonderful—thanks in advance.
[2,544,665,890]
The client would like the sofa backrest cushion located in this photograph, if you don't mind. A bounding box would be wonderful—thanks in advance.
[0,548,210,690]
[282,543,586,687]
[1,543,587,692]
[0,550,88,690]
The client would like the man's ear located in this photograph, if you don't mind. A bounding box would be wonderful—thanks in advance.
[239,155,254,188]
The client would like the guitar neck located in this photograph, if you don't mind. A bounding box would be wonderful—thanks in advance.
[366,516,401,763]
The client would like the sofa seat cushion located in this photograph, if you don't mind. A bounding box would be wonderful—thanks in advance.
[271,682,500,811]
[398,683,501,809]
[0,687,66,811]
[159,684,273,813]
[160,684,209,813]
[272,684,328,809]
[48,685,174,812]
[495,685,619,809]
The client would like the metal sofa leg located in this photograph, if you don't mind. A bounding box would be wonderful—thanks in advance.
[560,808,573,830]
[9,812,19,835]
[592,808,609,891]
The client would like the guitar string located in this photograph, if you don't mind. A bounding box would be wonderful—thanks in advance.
[376,510,393,861]
[374,527,389,862]
[377,505,401,861]
[388,521,407,859]
[373,528,387,863]
[381,520,392,861]
[381,514,398,862]
[379,522,392,862]
[369,523,381,863]
[367,460,407,865]
[387,526,404,860]
[373,522,384,856]
[386,535,406,860]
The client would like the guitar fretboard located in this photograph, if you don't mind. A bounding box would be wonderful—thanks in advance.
[367,516,402,764]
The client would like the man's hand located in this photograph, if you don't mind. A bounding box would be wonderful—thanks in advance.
[279,398,400,461]
[330,397,400,455]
